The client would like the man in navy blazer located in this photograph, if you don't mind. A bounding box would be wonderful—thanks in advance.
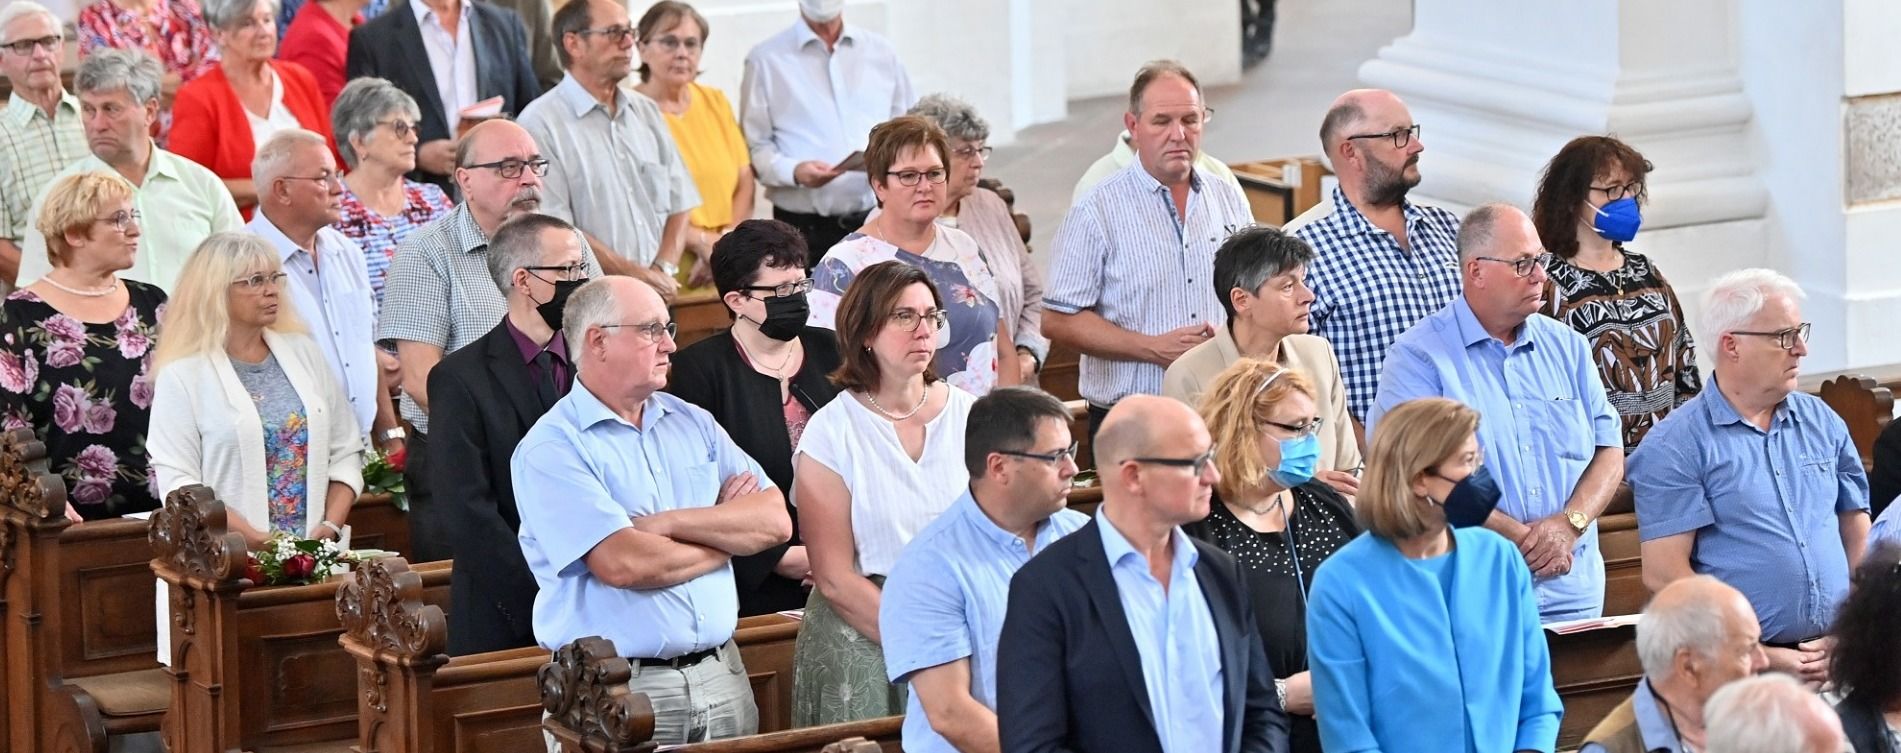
[997,395,1290,753]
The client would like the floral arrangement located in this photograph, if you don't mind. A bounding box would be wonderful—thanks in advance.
[243,532,347,586]
[362,444,408,511]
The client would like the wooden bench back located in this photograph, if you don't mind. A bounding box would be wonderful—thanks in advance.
[1816,374,1894,470]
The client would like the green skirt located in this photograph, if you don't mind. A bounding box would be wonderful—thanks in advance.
[790,576,907,726]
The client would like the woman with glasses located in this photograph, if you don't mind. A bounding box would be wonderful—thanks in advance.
[1184,359,1359,753]
[1532,135,1700,451]
[0,172,165,521]
[1307,396,1562,753]
[808,115,1017,396]
[667,219,840,616]
[168,0,337,217]
[792,260,977,725]
[630,1,754,291]
[330,78,454,306]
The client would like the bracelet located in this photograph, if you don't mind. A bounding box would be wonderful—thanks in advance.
[1274,677,1288,710]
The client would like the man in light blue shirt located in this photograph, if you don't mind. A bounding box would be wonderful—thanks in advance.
[1628,268,1869,683]
[512,277,791,744]
[1367,202,1623,621]
[880,387,1090,753]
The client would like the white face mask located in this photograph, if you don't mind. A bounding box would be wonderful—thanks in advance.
[799,0,844,23]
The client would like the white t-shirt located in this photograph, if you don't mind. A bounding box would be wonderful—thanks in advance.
[793,384,975,577]
[247,74,303,151]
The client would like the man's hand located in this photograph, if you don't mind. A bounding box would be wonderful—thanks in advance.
[688,252,715,288]
[1795,637,1834,687]
[718,472,760,505]
[1144,322,1216,366]
[1313,470,1360,497]
[774,544,812,585]
[1282,671,1316,716]
[1016,350,1038,382]
[417,139,457,176]
[793,161,844,188]
[635,264,681,303]
[1518,514,1578,578]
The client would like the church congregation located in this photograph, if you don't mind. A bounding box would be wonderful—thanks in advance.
[3,0,1901,751]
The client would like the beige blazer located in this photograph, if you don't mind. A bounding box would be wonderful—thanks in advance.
[1162,329,1363,473]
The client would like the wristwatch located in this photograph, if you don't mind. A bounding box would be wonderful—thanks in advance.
[1565,510,1590,535]
[376,427,406,444]
[656,260,680,277]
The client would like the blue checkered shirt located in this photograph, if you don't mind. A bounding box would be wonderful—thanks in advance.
[1293,185,1463,419]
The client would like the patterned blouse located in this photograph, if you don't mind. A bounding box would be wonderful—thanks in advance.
[230,353,310,535]
[808,228,1006,395]
[0,283,167,519]
[77,0,219,86]
[335,180,454,306]
[1541,249,1702,451]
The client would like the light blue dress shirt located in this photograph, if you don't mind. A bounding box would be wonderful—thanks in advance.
[1096,513,1225,753]
[1873,500,1901,548]
[1367,296,1620,621]
[1627,376,1868,644]
[880,490,1089,753]
[512,386,773,657]
[247,214,380,435]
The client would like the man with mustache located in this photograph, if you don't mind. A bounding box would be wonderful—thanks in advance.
[376,118,602,562]
[519,0,698,300]
[0,1,90,288]
[1289,89,1463,428]
[1366,203,1623,622]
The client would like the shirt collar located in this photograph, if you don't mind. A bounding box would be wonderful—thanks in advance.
[411,0,463,29]
[3,90,79,126]
[1699,372,1797,430]
[447,203,489,254]
[1448,294,1538,352]
[568,382,671,432]
[246,211,337,259]
[1125,158,1203,197]
[793,19,857,50]
[553,73,629,119]
[1631,680,1687,753]
[1323,183,1430,238]
[504,315,568,365]
[1098,507,1199,573]
[957,489,1065,553]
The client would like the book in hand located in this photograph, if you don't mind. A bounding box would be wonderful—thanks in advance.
[1542,613,1641,634]
[833,150,866,173]
[455,96,507,138]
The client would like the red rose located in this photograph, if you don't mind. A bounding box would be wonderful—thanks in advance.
[282,553,317,581]
[242,555,267,585]
[386,445,408,473]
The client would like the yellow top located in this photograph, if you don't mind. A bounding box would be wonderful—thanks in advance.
[660,81,750,231]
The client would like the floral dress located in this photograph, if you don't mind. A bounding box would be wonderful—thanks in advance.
[77,0,220,143]
[335,180,454,307]
[0,283,166,519]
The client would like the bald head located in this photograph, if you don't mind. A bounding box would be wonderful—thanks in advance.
[1096,395,1217,530]
[1320,89,1405,160]
[455,119,545,232]
[1457,202,1536,262]
[1638,576,1765,684]
[1095,395,1200,466]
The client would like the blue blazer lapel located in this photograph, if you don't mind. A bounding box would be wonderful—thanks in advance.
[1076,519,1158,730]
[466,5,508,102]
[1195,544,1248,753]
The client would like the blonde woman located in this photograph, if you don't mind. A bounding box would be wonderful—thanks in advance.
[1184,359,1359,753]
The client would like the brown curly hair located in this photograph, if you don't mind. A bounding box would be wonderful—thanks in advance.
[1827,542,1901,707]
[1530,135,1653,259]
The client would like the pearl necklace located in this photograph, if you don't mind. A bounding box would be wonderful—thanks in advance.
[41,274,119,298]
[864,383,929,421]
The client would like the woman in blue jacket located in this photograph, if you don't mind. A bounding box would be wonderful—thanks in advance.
[1307,397,1563,753]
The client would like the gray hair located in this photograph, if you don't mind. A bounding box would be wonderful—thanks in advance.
[1319,99,1366,159]
[201,0,277,31]
[75,48,163,105]
[1698,268,1806,341]
[1128,59,1200,114]
[486,213,578,294]
[561,278,624,366]
[251,128,328,188]
[330,77,420,169]
[1703,673,1843,753]
[1211,225,1315,320]
[1455,202,1522,261]
[1634,575,1734,678]
[908,94,989,143]
[0,1,61,44]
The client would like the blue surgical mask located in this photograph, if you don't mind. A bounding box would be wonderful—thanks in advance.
[1430,465,1503,528]
[1589,198,1643,243]
[1268,433,1321,488]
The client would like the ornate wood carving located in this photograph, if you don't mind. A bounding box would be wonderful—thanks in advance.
[0,427,66,522]
[146,484,244,583]
[540,636,657,753]
[335,555,445,660]
[359,664,389,713]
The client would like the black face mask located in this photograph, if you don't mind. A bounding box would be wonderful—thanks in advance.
[1430,464,1503,528]
[534,278,588,332]
[751,292,809,342]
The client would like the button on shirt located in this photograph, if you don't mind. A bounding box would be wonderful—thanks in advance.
[519,76,700,265]
[0,93,89,242]
[413,0,479,121]
[1294,185,1463,420]
[739,20,914,217]
[1097,516,1225,753]
[512,387,771,657]
[1627,375,1868,644]
[247,214,380,434]
[880,491,1089,753]
[20,148,244,292]
[1043,163,1252,407]
[1367,296,1620,621]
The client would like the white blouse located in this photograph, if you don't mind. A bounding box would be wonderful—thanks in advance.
[247,73,304,151]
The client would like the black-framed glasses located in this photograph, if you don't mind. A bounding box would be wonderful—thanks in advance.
[743,278,814,299]
[887,169,948,187]
[231,271,288,289]
[600,320,678,343]
[1127,445,1218,476]
[1262,417,1324,439]
[1,35,60,56]
[887,308,949,332]
[998,442,1079,466]
[463,158,551,179]
[523,262,589,282]
[952,144,993,160]
[644,34,701,52]
[1590,180,1645,202]
[93,209,141,232]
[279,171,342,187]
[377,119,420,139]
[1475,252,1553,278]
[1730,322,1812,352]
[1346,123,1422,149]
[575,25,636,43]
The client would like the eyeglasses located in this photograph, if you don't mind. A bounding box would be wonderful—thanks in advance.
[231,271,288,289]
[1346,123,1422,149]
[1262,416,1324,439]
[887,308,949,333]
[377,119,420,139]
[1590,180,1645,202]
[600,320,678,343]
[886,169,948,187]
[522,262,590,282]
[998,442,1079,466]
[463,158,551,179]
[1126,445,1218,477]
[576,25,637,43]
[93,209,141,232]
[644,34,701,52]
[279,171,342,187]
[1,35,60,56]
[952,144,992,160]
[1474,252,1553,278]
[1730,322,1812,352]
[743,278,814,299]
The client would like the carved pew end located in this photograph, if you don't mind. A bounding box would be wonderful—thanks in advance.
[541,636,659,753]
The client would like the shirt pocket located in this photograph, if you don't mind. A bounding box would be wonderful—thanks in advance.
[1531,394,1592,461]
[667,460,718,511]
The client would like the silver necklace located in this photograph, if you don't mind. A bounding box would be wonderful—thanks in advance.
[41,274,119,297]
[735,332,797,383]
[864,383,929,421]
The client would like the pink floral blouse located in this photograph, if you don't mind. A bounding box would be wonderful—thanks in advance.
[77,0,220,88]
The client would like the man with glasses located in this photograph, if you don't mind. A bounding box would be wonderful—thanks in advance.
[1289,89,1463,426]
[998,394,1290,753]
[1629,268,1869,683]
[19,48,242,292]
[515,275,790,746]
[0,2,90,289]
[520,0,698,297]
[880,386,1090,753]
[1044,60,1254,443]
[1367,203,1623,622]
[377,118,602,561]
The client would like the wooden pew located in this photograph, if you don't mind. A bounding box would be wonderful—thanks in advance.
[1815,374,1894,471]
[1547,622,1642,751]
[1229,157,1333,227]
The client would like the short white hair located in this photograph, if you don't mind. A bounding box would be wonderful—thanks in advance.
[250,128,329,188]
[1698,268,1805,340]
[1703,673,1843,753]
[1635,575,1733,678]
[0,1,61,44]
[561,278,624,370]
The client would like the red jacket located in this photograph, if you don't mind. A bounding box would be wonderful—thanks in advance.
[278,1,358,108]
[169,61,338,218]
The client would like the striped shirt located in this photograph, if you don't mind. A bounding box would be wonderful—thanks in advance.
[0,93,89,241]
[1293,185,1463,420]
[1043,162,1252,406]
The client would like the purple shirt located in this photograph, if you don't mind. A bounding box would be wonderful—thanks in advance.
[504,317,570,396]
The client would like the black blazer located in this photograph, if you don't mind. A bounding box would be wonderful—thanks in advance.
[665,327,841,616]
[426,319,562,655]
[997,517,1290,753]
[345,0,542,188]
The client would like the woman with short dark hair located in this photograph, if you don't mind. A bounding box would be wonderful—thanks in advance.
[1828,542,1901,753]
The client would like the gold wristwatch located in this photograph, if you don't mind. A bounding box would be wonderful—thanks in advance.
[1565,510,1590,534]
